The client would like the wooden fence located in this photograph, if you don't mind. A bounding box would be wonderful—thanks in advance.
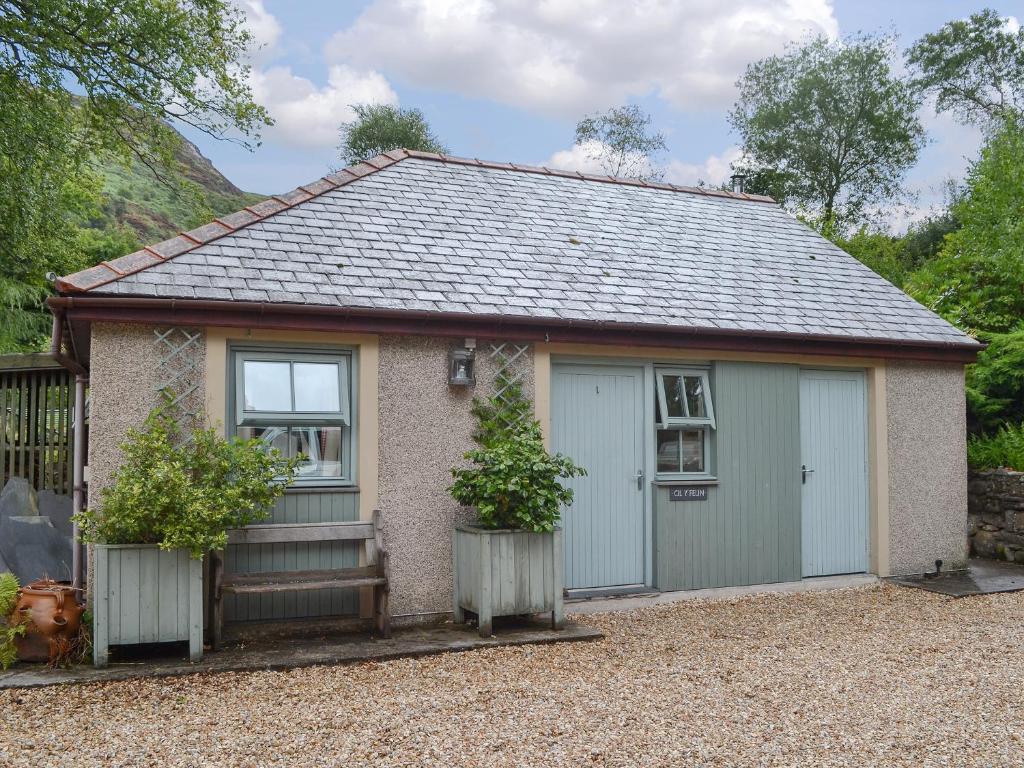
[0,354,75,496]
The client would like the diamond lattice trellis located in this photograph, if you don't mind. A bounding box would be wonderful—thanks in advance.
[153,327,203,433]
[487,342,530,427]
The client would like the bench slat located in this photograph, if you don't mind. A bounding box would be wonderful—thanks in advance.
[227,521,375,545]
[221,567,385,595]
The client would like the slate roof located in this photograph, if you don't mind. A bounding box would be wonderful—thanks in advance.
[58,149,978,348]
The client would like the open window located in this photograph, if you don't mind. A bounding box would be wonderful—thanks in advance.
[233,349,353,485]
[655,368,715,477]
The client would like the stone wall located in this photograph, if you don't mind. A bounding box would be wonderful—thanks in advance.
[968,470,1024,564]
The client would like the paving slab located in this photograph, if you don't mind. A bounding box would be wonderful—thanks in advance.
[0,617,601,690]
[890,557,1024,597]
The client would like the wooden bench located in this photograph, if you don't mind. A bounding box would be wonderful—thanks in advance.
[209,510,390,649]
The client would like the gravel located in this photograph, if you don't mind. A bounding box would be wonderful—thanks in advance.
[2,583,1022,767]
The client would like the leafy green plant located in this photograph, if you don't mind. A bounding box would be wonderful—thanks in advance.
[967,423,1024,471]
[449,377,586,532]
[966,328,1024,432]
[75,398,301,559]
[0,573,26,670]
[906,116,1024,334]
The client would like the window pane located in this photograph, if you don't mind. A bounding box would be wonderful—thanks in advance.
[238,425,291,456]
[684,376,707,418]
[662,375,686,418]
[293,362,341,412]
[657,429,681,473]
[239,425,344,480]
[681,429,705,473]
[292,426,343,479]
[243,361,291,412]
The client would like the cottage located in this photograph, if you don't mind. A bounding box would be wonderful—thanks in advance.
[51,149,980,623]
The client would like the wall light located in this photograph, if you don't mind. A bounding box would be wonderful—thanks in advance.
[448,338,476,387]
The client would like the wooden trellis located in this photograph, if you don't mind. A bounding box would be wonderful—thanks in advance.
[0,354,74,495]
[487,342,531,426]
[153,327,204,434]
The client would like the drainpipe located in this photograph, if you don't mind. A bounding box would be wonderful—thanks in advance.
[72,374,86,592]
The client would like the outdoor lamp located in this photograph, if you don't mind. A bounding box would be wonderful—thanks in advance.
[448,339,476,386]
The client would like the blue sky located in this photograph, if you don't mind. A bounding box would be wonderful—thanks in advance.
[184,1,1022,231]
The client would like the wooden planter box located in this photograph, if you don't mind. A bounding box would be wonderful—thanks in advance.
[92,544,203,667]
[452,525,564,637]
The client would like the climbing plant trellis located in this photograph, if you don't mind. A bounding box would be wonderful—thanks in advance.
[487,342,531,427]
[153,327,204,435]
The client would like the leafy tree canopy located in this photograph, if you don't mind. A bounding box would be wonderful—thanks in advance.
[338,104,446,166]
[907,116,1024,334]
[573,104,667,181]
[908,8,1024,127]
[730,34,925,232]
[0,0,269,351]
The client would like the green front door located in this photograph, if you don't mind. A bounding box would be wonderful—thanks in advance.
[552,363,645,589]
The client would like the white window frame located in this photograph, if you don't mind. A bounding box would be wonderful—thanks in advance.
[655,368,716,430]
[654,367,716,479]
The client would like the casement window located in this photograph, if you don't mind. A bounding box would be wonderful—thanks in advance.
[232,348,353,485]
[654,368,716,477]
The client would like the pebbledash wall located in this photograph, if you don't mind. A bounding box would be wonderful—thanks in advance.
[884,361,970,574]
[86,323,970,622]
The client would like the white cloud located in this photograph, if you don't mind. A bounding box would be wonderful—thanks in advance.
[665,146,744,186]
[250,65,398,149]
[228,0,400,150]
[545,141,608,175]
[235,0,282,64]
[325,0,838,117]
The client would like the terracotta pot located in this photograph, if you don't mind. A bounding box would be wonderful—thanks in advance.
[13,579,84,663]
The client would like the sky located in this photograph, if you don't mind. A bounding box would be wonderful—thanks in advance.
[183,0,1023,232]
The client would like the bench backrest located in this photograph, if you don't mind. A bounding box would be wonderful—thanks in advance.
[225,510,386,570]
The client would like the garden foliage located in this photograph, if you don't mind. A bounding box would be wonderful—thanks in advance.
[450,376,586,533]
[75,398,300,559]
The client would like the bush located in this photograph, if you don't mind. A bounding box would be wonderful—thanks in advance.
[967,423,1024,471]
[449,377,586,532]
[75,398,301,558]
[966,327,1024,432]
[0,572,26,670]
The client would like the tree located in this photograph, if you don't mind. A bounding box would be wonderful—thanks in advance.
[0,0,270,350]
[338,104,446,166]
[907,116,1024,334]
[831,228,911,287]
[573,105,667,181]
[729,34,925,231]
[908,9,1024,127]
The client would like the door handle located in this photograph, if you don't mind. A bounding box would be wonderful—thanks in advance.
[802,464,815,484]
[636,469,644,491]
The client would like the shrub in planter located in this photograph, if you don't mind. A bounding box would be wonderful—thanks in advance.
[449,378,585,635]
[75,398,300,665]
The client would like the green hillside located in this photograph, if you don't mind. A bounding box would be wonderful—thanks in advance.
[98,132,264,244]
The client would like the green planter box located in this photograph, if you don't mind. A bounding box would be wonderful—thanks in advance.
[92,544,203,667]
[452,525,564,637]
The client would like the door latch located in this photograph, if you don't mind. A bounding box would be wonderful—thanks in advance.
[801,464,815,484]
[636,469,644,491]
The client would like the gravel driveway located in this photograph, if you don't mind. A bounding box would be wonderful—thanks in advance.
[2,584,1022,767]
